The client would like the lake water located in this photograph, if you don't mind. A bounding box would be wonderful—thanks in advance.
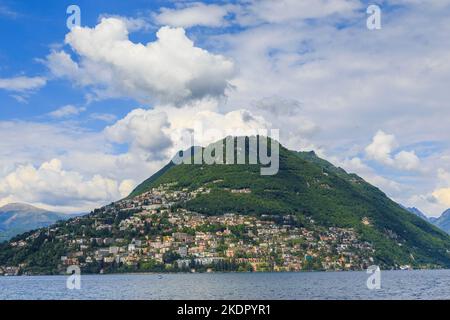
[0,270,449,300]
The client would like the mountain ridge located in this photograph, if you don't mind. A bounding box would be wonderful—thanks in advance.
[0,203,74,242]
[406,207,450,234]
[432,209,450,234]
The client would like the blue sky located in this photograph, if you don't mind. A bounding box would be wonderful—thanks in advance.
[0,0,157,124]
[1,0,450,216]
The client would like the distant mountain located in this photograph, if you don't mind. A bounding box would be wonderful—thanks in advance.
[433,209,450,234]
[405,207,450,235]
[406,207,429,221]
[0,203,74,242]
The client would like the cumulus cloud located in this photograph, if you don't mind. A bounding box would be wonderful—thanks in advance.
[250,96,318,150]
[429,168,450,208]
[0,159,131,213]
[97,14,151,32]
[105,108,173,158]
[105,98,270,162]
[154,2,231,28]
[394,150,421,171]
[432,188,450,207]
[365,131,420,171]
[365,131,397,165]
[46,18,235,105]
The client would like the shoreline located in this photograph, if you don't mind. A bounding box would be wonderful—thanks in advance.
[2,267,449,277]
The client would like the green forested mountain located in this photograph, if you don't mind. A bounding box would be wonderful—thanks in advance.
[1,137,450,274]
[431,209,450,234]
[130,137,450,268]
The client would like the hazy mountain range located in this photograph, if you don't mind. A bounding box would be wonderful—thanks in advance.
[407,207,450,234]
[0,203,76,242]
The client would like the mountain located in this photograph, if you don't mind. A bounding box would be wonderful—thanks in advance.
[405,207,450,235]
[129,138,450,268]
[433,209,450,234]
[406,207,429,221]
[1,137,450,275]
[0,203,72,242]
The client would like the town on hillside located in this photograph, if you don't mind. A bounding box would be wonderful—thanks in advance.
[0,183,375,276]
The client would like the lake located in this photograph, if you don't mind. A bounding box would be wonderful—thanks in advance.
[0,270,449,300]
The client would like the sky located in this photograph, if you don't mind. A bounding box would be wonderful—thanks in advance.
[1,0,450,216]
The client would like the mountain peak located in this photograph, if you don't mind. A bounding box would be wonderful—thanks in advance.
[441,208,450,218]
[406,207,429,221]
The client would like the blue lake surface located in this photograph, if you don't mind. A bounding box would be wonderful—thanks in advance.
[0,270,449,300]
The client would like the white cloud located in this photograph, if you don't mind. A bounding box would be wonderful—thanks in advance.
[45,51,80,79]
[98,14,151,32]
[249,96,319,151]
[49,105,86,118]
[0,119,170,212]
[394,150,421,171]
[365,131,420,171]
[119,179,135,198]
[105,98,270,162]
[105,108,173,158]
[365,131,397,165]
[0,159,131,213]
[154,2,231,28]
[46,18,235,105]
[432,188,450,207]
[428,168,450,210]
[0,76,46,92]
[437,168,450,184]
